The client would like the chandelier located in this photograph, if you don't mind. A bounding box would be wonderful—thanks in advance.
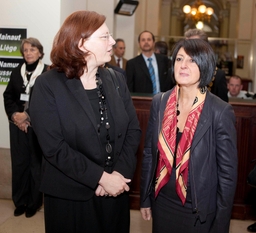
[183,0,214,28]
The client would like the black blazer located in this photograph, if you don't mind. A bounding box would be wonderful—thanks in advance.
[140,89,237,232]
[126,53,171,94]
[30,67,141,201]
[105,63,127,80]
[210,68,228,102]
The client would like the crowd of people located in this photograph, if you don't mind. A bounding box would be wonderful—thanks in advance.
[3,9,256,233]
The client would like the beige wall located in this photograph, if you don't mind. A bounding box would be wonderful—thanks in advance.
[0,0,62,149]
[0,0,133,149]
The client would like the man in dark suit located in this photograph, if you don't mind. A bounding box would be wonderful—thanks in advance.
[108,38,127,70]
[126,30,170,94]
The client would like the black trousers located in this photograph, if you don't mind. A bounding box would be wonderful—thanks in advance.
[9,123,43,209]
[44,192,130,233]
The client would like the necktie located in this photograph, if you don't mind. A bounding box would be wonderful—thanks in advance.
[148,58,157,94]
[117,58,120,67]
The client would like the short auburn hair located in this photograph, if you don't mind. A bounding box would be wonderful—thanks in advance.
[50,11,106,79]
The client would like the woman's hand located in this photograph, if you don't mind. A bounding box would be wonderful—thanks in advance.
[17,121,30,133]
[12,112,28,125]
[98,171,131,197]
[95,185,109,196]
[140,207,152,220]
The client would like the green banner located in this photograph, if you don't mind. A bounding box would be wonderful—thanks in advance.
[0,58,23,84]
[0,28,27,84]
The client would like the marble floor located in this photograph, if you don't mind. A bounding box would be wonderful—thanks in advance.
[0,198,255,233]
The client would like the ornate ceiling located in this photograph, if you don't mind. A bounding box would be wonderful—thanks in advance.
[162,0,239,36]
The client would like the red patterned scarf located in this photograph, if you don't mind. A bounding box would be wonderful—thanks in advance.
[155,85,206,205]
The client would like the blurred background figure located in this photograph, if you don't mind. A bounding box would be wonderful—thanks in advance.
[154,40,168,56]
[228,75,256,99]
[126,30,171,94]
[155,40,171,69]
[3,37,48,218]
[108,38,127,70]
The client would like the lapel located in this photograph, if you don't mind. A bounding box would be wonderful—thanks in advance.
[155,90,172,141]
[65,76,98,134]
[191,92,212,151]
[155,53,162,76]
[64,67,127,150]
[138,54,150,78]
[110,56,117,66]
[123,58,127,70]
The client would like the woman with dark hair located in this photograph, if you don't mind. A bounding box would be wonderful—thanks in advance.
[184,28,229,102]
[29,11,141,233]
[140,39,237,233]
[3,37,48,218]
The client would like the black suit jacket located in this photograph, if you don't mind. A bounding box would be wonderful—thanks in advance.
[210,68,228,102]
[140,89,237,232]
[126,53,171,94]
[30,67,141,201]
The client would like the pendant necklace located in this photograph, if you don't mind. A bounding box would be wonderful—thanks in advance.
[96,73,113,166]
[176,89,200,133]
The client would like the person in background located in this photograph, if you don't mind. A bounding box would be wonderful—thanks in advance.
[30,10,141,233]
[140,39,237,233]
[108,38,127,70]
[154,41,168,56]
[126,30,171,94]
[3,37,48,218]
[155,40,172,69]
[228,75,256,99]
[182,29,229,102]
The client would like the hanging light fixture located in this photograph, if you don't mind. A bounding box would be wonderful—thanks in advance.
[183,0,214,25]
[196,21,204,29]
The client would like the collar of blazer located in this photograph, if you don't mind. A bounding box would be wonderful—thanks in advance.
[191,93,212,149]
[65,67,126,139]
